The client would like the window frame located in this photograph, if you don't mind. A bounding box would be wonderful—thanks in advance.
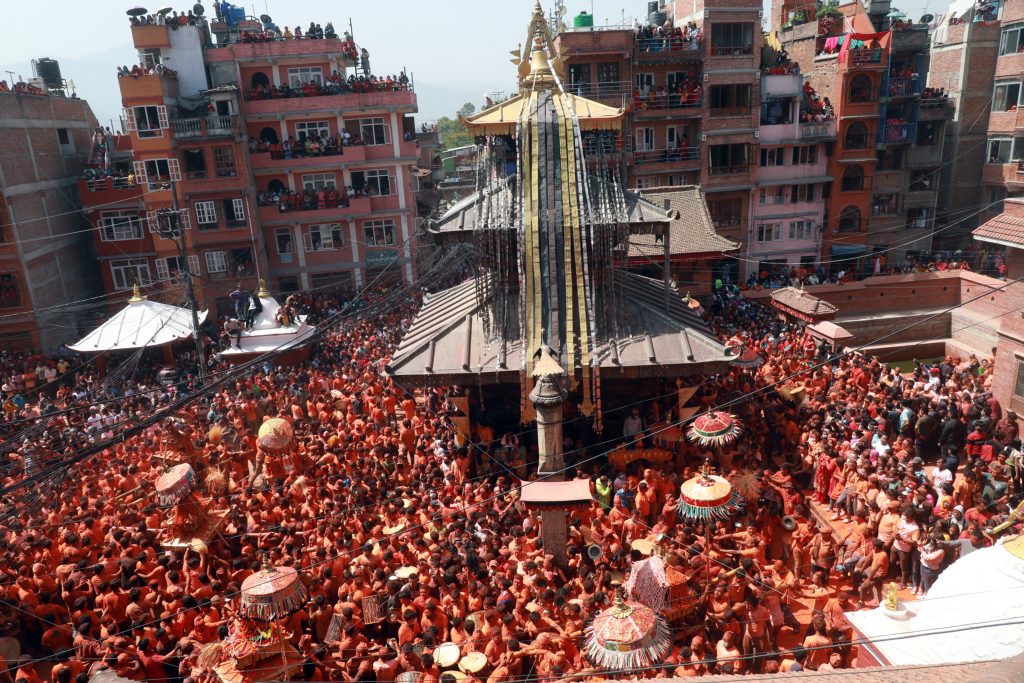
[275,227,294,256]
[789,220,813,240]
[841,165,865,192]
[710,23,754,56]
[195,200,217,228]
[1000,24,1024,56]
[708,143,750,175]
[756,223,783,243]
[99,211,144,241]
[993,81,1022,113]
[295,120,331,140]
[224,198,246,226]
[204,250,228,274]
[212,146,236,178]
[1015,360,1024,397]
[364,169,394,196]
[110,258,151,291]
[301,173,337,191]
[286,66,323,88]
[838,206,862,233]
[303,223,344,252]
[848,74,873,103]
[709,84,751,113]
[127,105,168,138]
[359,117,390,146]
[792,145,818,165]
[362,219,397,247]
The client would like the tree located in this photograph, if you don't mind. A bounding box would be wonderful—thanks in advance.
[437,102,476,150]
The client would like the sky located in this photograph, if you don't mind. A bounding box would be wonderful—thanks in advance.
[3,0,945,128]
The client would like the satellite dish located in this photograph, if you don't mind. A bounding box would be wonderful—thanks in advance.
[920,13,934,23]
[260,14,272,24]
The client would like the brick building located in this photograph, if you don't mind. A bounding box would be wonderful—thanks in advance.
[926,3,1000,247]
[0,90,105,352]
[774,2,952,272]
[81,13,419,320]
[556,0,763,284]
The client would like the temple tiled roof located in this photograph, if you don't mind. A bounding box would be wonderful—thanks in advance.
[771,286,838,318]
[632,186,740,257]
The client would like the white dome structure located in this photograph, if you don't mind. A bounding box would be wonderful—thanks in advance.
[221,282,316,357]
[846,536,1024,666]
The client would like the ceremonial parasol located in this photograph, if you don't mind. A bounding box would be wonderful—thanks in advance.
[155,463,197,507]
[583,593,671,671]
[730,347,764,369]
[729,469,762,504]
[686,411,743,448]
[624,556,669,613]
[127,6,149,16]
[677,465,743,522]
[257,418,294,452]
[239,563,308,622]
[435,642,461,669]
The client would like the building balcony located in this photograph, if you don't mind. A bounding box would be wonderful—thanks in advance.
[919,97,954,120]
[172,115,240,140]
[633,146,700,169]
[877,122,916,145]
[847,48,885,68]
[240,89,416,117]
[118,73,178,101]
[890,27,929,53]
[556,28,632,55]
[565,80,632,103]
[632,95,703,118]
[257,196,373,225]
[635,37,704,61]
[203,35,358,63]
[982,162,1024,187]
[178,174,249,195]
[904,188,937,208]
[882,76,921,99]
[762,74,801,98]
[873,170,903,191]
[250,146,366,172]
[77,177,145,207]
[907,143,942,168]
[799,120,836,140]
[130,24,171,49]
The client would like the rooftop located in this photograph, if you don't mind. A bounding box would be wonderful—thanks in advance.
[633,186,741,258]
[771,286,839,319]
[973,202,1024,249]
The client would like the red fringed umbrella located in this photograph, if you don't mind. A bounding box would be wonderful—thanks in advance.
[583,594,671,671]
[155,463,197,507]
[686,411,743,448]
[677,466,743,522]
[239,564,308,622]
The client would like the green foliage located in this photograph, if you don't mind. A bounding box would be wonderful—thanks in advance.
[437,102,476,150]
[817,1,843,20]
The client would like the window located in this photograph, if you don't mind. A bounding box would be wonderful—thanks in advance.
[195,201,217,228]
[57,128,70,145]
[635,127,655,152]
[838,206,861,232]
[994,82,1022,112]
[568,63,590,86]
[989,137,1013,164]
[155,255,200,281]
[759,187,785,205]
[791,183,817,203]
[710,23,753,55]
[666,72,688,90]
[302,173,336,190]
[99,211,143,241]
[224,199,246,226]
[907,207,932,229]
[276,228,294,258]
[596,62,620,83]
[849,75,872,103]
[756,223,782,242]
[635,72,654,92]
[844,122,869,150]
[183,149,206,179]
[989,186,1008,212]
[1015,361,1024,397]
[917,122,938,146]
[205,251,227,274]
[110,258,151,290]
[295,120,331,140]
[287,66,323,87]
[364,169,394,196]
[1000,24,1024,56]
[128,105,167,138]
[710,85,750,112]
[760,97,793,125]
[792,145,817,165]
[760,148,785,166]
[708,197,742,227]
[877,149,904,171]
[0,274,20,309]
[213,147,235,177]
[134,158,180,187]
[360,117,389,145]
[304,223,344,251]
[789,220,813,240]
[872,193,899,215]
[708,144,749,175]
[363,219,396,246]
[841,165,865,191]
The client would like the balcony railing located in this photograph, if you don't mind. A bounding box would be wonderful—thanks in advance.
[172,115,238,138]
[878,122,917,144]
[1016,160,1024,174]
[709,45,753,57]
[708,164,750,176]
[244,82,412,102]
[799,120,836,139]
[633,93,703,111]
[565,80,632,100]
[848,48,883,65]
[635,36,704,55]
[884,76,921,98]
[634,147,700,165]
[82,177,137,192]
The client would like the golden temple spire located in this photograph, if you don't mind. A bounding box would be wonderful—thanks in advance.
[516,0,564,90]
[256,278,270,298]
[128,284,146,303]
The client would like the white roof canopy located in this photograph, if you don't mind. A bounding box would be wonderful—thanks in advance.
[69,294,207,353]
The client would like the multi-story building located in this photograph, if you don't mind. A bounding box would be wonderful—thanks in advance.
[749,66,835,279]
[775,1,952,272]
[927,3,1000,246]
[0,87,105,352]
[556,0,762,284]
[81,12,419,319]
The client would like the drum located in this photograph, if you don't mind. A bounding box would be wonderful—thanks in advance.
[630,539,655,556]
[394,566,417,580]
[155,463,197,507]
[458,652,488,676]
[396,672,423,683]
[434,642,461,669]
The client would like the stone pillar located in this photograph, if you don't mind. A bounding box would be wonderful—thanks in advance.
[529,346,569,567]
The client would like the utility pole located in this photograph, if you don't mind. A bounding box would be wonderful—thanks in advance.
[156,179,206,383]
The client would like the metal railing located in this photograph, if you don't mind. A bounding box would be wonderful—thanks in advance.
[634,146,700,165]
[884,76,921,97]
[800,120,836,139]
[848,48,883,65]
[565,81,632,100]
[173,115,238,138]
[708,164,750,176]
[83,177,137,192]
[709,45,753,57]
[878,122,917,144]
[633,94,703,111]
[635,36,704,55]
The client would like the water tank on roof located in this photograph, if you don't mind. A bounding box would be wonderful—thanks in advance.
[649,10,668,26]
[31,58,62,90]
[573,11,594,29]
[647,1,659,15]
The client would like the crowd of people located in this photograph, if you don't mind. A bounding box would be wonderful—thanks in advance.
[128,9,205,28]
[633,77,703,111]
[634,20,703,53]
[0,81,51,96]
[116,64,178,80]
[256,186,361,213]
[245,73,411,102]
[0,266,1020,683]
